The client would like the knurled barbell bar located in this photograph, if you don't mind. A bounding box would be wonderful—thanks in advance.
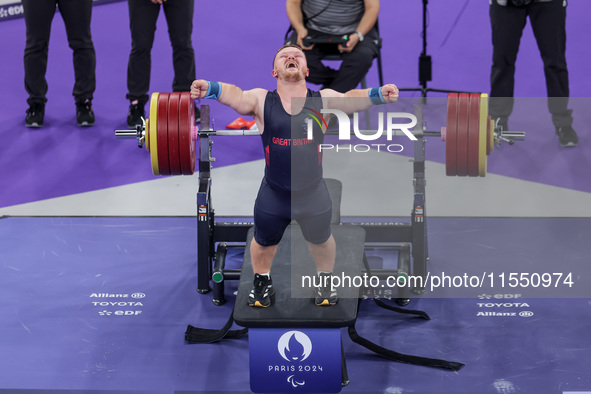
[115,92,524,177]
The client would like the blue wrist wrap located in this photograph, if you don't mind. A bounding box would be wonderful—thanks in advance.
[369,87,386,105]
[205,81,222,100]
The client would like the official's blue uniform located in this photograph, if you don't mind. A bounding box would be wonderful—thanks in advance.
[253,89,332,246]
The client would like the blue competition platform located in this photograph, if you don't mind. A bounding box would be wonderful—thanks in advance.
[1,217,590,393]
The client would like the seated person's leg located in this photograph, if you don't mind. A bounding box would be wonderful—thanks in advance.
[305,47,338,89]
[330,39,378,93]
[287,30,337,89]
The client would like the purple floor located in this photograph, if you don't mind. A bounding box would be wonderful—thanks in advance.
[0,217,590,393]
[0,0,590,208]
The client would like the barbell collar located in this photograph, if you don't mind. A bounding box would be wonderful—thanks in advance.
[499,131,525,141]
[116,123,146,148]
[116,119,146,148]
[115,129,138,139]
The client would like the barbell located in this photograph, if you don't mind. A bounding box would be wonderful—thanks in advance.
[115,92,524,177]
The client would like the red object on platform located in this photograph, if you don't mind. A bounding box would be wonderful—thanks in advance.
[227,117,256,130]
[227,117,248,129]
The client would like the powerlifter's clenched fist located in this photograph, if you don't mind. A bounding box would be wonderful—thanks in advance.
[381,84,399,104]
[190,80,210,100]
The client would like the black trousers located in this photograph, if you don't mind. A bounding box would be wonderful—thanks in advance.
[126,0,196,104]
[288,28,379,93]
[489,0,572,128]
[22,0,96,105]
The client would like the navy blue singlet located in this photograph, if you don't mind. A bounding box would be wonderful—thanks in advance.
[261,89,324,191]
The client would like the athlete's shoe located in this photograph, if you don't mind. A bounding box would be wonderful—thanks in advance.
[314,272,338,306]
[248,274,275,308]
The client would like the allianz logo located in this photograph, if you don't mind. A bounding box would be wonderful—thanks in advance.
[90,293,129,298]
[89,293,146,298]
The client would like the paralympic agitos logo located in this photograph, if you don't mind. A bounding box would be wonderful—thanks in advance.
[268,330,325,388]
[304,107,418,153]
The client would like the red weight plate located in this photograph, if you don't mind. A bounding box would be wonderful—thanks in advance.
[179,92,196,175]
[445,93,459,176]
[168,92,182,175]
[467,93,481,177]
[157,93,170,176]
[455,93,470,177]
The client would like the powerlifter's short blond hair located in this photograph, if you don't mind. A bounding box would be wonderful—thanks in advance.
[273,44,304,67]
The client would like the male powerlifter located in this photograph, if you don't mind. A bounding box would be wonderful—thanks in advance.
[190,44,398,307]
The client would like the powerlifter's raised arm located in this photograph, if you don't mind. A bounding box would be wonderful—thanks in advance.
[321,84,400,115]
[190,79,267,122]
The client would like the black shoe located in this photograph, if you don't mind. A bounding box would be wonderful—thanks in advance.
[556,125,578,147]
[25,102,45,128]
[127,103,145,128]
[248,274,275,308]
[314,272,338,306]
[76,99,95,126]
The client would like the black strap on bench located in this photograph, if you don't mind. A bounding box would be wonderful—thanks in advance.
[372,297,429,319]
[185,313,247,344]
[340,253,465,371]
[347,321,464,371]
